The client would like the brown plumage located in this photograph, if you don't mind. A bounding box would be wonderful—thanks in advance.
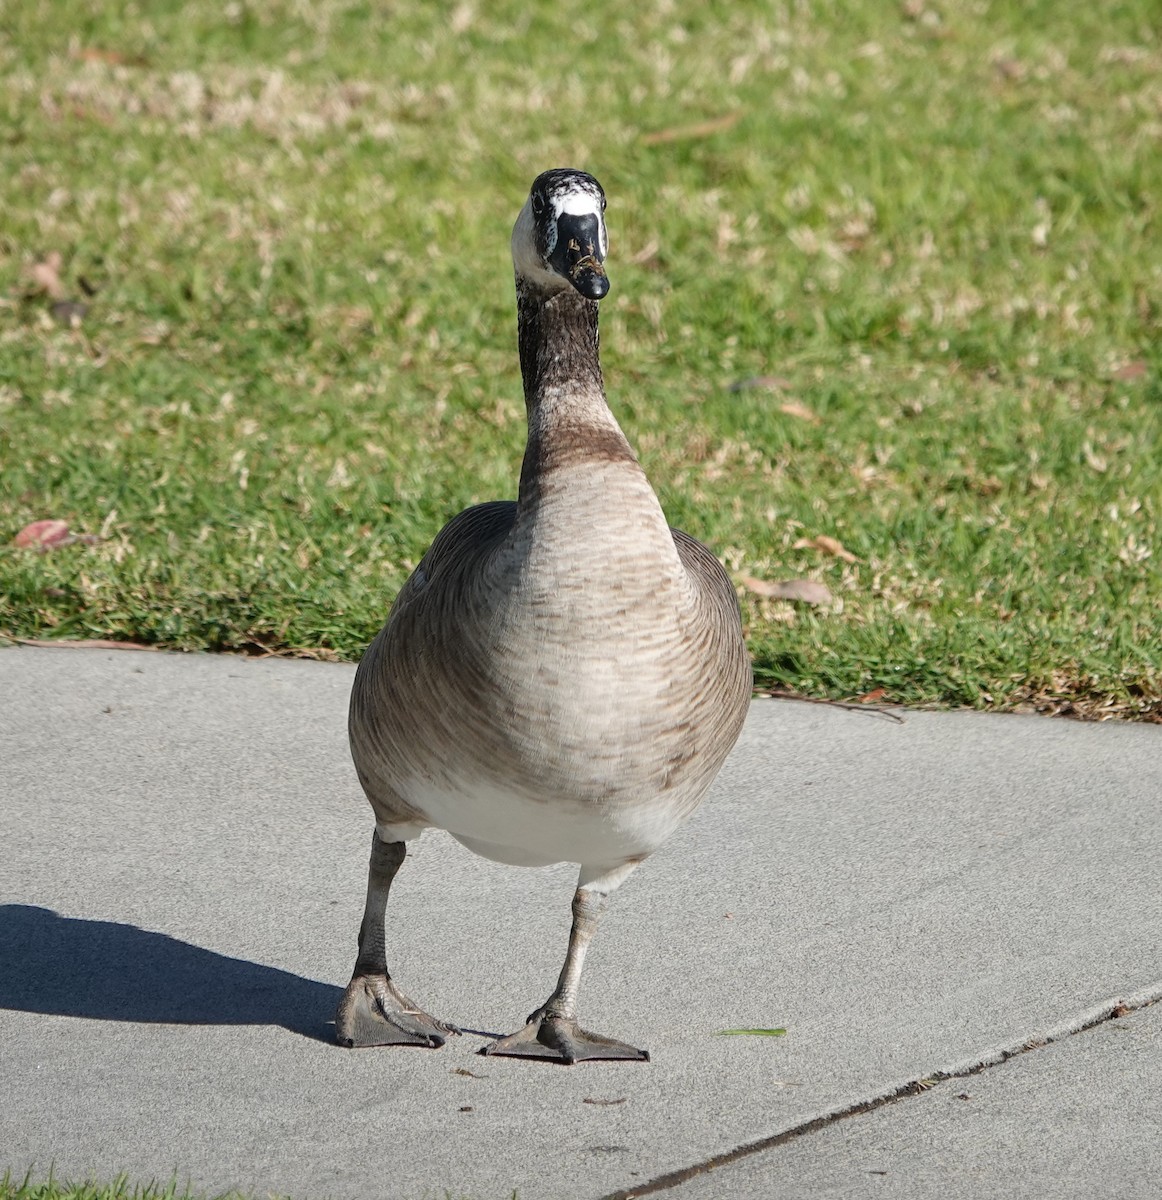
[337,168,751,1063]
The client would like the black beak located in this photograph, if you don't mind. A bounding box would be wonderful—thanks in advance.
[548,212,609,300]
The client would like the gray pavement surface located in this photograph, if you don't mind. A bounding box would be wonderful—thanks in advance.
[0,643,1159,1200]
[668,1001,1162,1199]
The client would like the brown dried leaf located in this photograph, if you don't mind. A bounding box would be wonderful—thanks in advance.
[641,111,742,146]
[628,238,661,267]
[992,56,1027,81]
[857,687,887,704]
[970,475,1003,496]
[1082,442,1107,473]
[779,400,820,424]
[1112,360,1147,381]
[73,47,147,66]
[28,253,67,301]
[775,578,833,604]
[793,535,859,563]
[740,575,775,596]
[14,519,71,548]
[740,576,833,605]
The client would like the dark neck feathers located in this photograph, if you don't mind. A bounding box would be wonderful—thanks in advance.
[516,281,604,405]
[514,278,636,505]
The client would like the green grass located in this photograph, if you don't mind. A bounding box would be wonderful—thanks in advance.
[0,1177,249,1200]
[1,0,1159,717]
[0,1173,511,1200]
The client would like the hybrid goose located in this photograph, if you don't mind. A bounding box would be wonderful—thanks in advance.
[337,168,752,1063]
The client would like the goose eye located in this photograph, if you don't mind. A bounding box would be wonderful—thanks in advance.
[531,192,545,216]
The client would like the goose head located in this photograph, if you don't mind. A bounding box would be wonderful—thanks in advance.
[512,168,610,301]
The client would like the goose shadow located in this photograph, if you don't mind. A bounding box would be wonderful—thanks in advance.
[0,905,342,1042]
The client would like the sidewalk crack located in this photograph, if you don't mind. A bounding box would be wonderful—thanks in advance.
[598,987,1162,1200]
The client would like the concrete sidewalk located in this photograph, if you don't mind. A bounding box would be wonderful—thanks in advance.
[1,644,1159,1200]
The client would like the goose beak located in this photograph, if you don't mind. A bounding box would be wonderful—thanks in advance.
[549,212,610,300]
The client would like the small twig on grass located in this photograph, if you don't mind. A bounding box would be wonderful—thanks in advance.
[755,688,907,724]
[641,111,742,145]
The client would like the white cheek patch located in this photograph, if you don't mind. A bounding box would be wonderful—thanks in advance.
[511,199,553,280]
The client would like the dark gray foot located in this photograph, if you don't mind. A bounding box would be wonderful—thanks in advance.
[335,974,458,1049]
[480,1014,649,1064]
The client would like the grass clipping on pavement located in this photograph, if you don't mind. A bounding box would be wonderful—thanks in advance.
[0,0,1159,719]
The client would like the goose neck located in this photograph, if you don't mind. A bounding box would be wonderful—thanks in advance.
[514,281,637,507]
[516,282,604,408]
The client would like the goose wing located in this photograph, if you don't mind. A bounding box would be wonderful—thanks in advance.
[670,525,753,733]
[390,500,517,614]
[670,527,744,628]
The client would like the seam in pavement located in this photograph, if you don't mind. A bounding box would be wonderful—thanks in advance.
[599,985,1162,1200]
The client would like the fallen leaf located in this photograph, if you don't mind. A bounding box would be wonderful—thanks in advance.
[728,375,792,393]
[857,687,887,704]
[14,519,71,548]
[793,535,859,563]
[73,47,148,66]
[716,1027,787,1037]
[992,56,1026,81]
[452,1067,486,1078]
[642,111,741,146]
[1112,360,1147,381]
[779,400,820,423]
[27,253,67,301]
[740,576,833,605]
[582,1097,628,1106]
[628,238,661,267]
[838,217,872,253]
[1082,442,1107,473]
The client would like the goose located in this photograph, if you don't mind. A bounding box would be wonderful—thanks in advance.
[336,168,752,1063]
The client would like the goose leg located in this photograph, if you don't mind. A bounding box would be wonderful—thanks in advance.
[481,880,649,1064]
[335,832,456,1049]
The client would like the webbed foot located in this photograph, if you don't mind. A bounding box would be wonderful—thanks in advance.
[480,1012,649,1064]
[335,973,458,1049]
